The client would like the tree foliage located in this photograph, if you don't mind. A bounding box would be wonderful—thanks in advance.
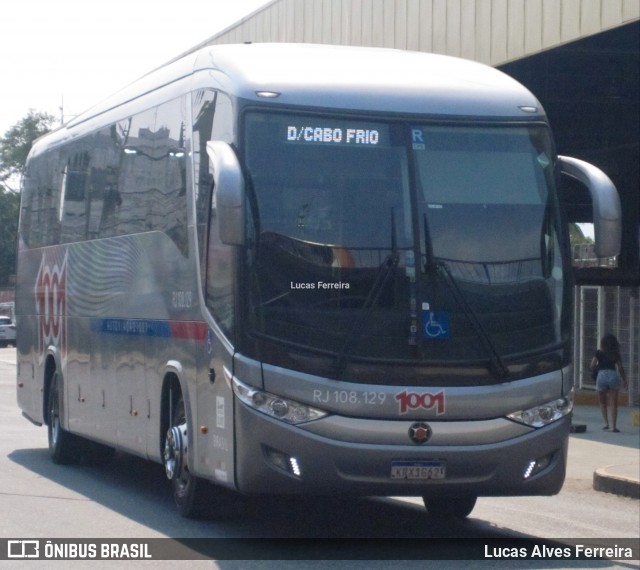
[0,109,55,192]
[0,110,55,285]
[569,223,594,246]
[0,190,20,286]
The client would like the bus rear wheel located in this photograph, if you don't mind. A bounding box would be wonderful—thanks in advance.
[47,370,81,464]
[164,394,208,518]
[423,495,477,519]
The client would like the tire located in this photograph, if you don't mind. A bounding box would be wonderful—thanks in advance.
[423,495,477,519]
[165,393,209,518]
[47,370,82,464]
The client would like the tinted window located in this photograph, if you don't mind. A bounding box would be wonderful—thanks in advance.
[192,90,235,339]
[192,89,216,260]
[22,150,62,248]
[24,96,189,254]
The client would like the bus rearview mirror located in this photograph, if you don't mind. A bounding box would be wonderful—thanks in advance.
[207,141,245,246]
[559,156,621,259]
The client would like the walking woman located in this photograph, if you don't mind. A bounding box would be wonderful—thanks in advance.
[590,334,628,432]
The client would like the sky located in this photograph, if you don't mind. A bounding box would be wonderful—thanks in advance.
[0,0,272,136]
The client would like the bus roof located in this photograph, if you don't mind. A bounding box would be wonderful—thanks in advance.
[61,43,543,135]
[192,43,543,119]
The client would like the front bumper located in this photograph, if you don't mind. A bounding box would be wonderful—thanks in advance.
[234,400,569,498]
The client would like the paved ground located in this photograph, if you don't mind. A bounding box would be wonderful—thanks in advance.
[569,402,639,499]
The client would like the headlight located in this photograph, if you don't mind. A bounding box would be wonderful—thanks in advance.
[507,392,574,428]
[232,377,328,425]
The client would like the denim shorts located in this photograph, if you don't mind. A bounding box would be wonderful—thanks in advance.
[596,369,621,392]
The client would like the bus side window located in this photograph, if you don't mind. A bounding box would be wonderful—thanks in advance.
[152,96,189,256]
[117,107,156,236]
[193,89,235,339]
[60,148,89,243]
[193,89,217,264]
[30,149,63,247]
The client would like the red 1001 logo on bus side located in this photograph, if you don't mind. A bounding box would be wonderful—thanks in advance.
[35,253,67,359]
[395,390,445,415]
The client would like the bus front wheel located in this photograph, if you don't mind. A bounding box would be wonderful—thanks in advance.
[423,495,477,519]
[164,394,208,518]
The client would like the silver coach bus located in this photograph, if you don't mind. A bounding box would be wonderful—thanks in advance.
[16,44,621,519]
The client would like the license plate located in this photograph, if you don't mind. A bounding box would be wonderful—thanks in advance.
[391,460,446,480]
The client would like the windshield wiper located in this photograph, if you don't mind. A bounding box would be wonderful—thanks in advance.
[334,209,399,376]
[422,213,509,380]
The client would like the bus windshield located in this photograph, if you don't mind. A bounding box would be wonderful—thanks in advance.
[242,112,568,384]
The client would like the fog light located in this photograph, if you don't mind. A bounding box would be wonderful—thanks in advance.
[266,448,289,471]
[265,447,302,478]
[289,457,302,477]
[524,461,537,479]
[524,453,553,479]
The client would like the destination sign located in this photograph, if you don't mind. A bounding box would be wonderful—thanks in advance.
[285,121,388,147]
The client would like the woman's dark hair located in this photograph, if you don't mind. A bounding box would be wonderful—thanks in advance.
[600,333,621,362]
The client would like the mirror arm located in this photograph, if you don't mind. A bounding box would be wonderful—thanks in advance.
[559,155,621,258]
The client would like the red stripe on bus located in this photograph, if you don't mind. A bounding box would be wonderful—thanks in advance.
[170,321,208,340]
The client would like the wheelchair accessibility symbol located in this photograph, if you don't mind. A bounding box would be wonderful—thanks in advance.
[423,310,449,339]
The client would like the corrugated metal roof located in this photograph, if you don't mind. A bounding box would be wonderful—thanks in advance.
[188,0,639,66]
